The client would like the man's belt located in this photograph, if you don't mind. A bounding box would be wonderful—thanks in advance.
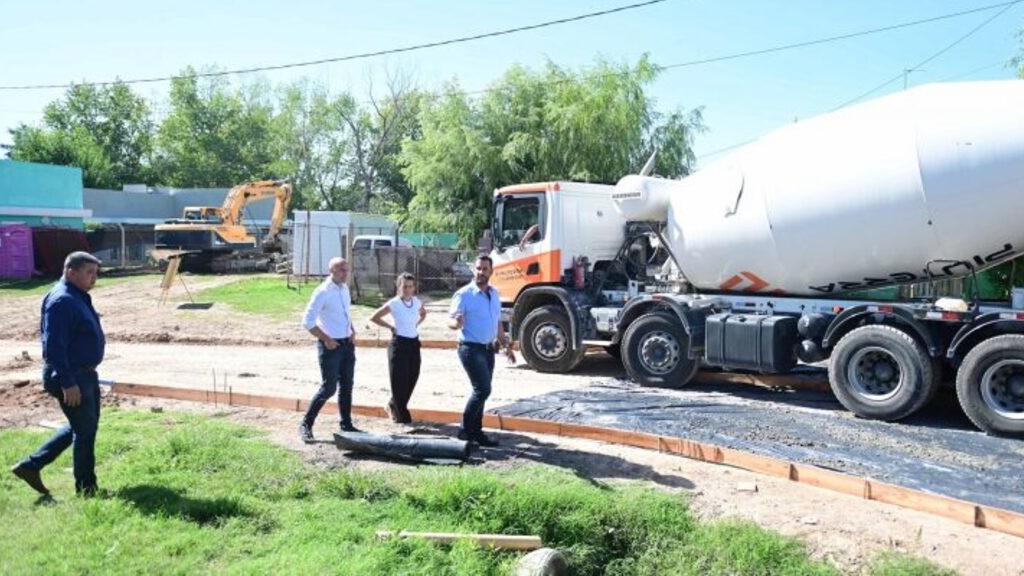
[459,341,496,352]
[45,364,98,371]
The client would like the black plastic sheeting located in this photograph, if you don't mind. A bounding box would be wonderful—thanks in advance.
[334,431,470,464]
[494,377,1024,514]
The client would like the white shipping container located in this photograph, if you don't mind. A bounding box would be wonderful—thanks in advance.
[291,210,397,276]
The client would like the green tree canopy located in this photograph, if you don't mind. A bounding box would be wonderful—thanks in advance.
[399,55,703,247]
[271,80,354,211]
[6,82,153,188]
[152,69,278,187]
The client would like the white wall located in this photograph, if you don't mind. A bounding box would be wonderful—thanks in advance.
[291,210,396,276]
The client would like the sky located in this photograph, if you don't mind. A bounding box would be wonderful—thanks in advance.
[2,0,1022,170]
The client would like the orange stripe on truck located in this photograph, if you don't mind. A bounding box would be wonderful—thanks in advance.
[496,182,561,195]
[491,250,562,303]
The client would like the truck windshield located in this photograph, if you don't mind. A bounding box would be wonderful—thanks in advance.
[499,195,542,248]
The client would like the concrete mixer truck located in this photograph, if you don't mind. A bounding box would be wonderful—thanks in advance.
[488,80,1024,437]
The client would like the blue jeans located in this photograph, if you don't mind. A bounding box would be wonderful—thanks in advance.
[21,367,101,493]
[458,343,495,436]
[303,339,356,427]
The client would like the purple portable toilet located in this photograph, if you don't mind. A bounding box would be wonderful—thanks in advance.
[0,224,35,279]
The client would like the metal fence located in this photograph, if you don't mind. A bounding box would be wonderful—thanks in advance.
[85,224,155,268]
[350,246,474,299]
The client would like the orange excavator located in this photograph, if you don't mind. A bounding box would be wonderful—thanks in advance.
[153,179,292,273]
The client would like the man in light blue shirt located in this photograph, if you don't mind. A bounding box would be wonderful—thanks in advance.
[300,257,359,441]
[448,255,515,447]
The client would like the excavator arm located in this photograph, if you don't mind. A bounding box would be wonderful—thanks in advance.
[218,179,292,247]
[219,179,292,227]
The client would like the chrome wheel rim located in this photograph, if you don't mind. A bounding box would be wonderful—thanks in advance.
[979,359,1024,420]
[638,331,680,375]
[846,346,902,400]
[532,322,568,361]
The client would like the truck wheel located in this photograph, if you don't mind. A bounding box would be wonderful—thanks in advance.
[828,325,935,421]
[955,334,1024,436]
[519,305,587,373]
[621,312,698,388]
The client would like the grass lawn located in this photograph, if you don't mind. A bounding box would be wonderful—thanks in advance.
[0,410,953,575]
[195,276,382,321]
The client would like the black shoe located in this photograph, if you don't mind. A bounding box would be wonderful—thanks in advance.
[473,433,499,448]
[11,464,49,495]
[78,485,107,499]
[385,402,400,423]
[340,423,362,433]
[398,408,413,424]
[456,431,499,447]
[299,423,314,444]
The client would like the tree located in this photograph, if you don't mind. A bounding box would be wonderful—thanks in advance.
[400,55,703,247]
[401,85,493,244]
[271,80,353,211]
[5,82,153,188]
[336,70,422,214]
[272,70,422,215]
[153,68,278,187]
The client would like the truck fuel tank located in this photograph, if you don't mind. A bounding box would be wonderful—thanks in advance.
[705,313,799,373]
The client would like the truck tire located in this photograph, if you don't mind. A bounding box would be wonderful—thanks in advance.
[519,305,587,373]
[828,325,935,421]
[621,312,698,389]
[955,334,1024,437]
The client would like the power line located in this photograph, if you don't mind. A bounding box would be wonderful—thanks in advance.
[697,1,1022,163]
[468,1,1019,97]
[938,60,1009,81]
[831,0,1021,110]
[661,1,1020,72]
[0,0,668,91]
[459,1,1019,100]
[696,56,1014,162]
[6,0,1012,94]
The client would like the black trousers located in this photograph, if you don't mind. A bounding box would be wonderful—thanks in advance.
[387,335,421,422]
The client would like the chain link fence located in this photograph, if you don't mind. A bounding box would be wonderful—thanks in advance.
[350,246,474,299]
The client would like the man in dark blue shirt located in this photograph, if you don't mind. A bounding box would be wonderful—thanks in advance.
[11,251,106,498]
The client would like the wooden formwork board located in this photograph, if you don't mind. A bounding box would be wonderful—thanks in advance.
[107,382,1024,540]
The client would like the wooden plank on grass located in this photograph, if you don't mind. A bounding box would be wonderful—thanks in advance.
[376,530,542,550]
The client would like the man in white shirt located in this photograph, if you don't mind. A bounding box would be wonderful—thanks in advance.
[299,257,359,442]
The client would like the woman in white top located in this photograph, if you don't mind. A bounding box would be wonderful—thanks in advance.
[370,272,427,423]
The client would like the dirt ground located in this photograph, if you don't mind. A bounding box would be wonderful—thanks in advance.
[2,273,1023,575]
